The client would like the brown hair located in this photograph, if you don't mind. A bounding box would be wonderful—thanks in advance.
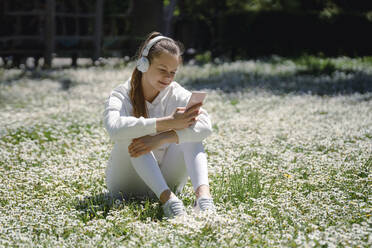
[129,31,184,118]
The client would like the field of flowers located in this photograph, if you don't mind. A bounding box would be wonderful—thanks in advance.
[0,56,371,247]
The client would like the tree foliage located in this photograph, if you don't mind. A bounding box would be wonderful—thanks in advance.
[177,0,372,17]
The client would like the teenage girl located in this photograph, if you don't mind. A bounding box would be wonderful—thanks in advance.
[103,31,215,218]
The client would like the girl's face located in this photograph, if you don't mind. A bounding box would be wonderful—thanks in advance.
[142,51,180,92]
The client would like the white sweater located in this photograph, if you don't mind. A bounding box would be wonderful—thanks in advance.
[103,78,213,164]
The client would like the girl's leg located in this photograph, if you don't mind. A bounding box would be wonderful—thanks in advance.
[159,142,210,196]
[129,151,170,199]
[129,151,187,217]
[106,156,153,200]
[106,142,210,202]
[181,142,210,194]
[106,145,169,200]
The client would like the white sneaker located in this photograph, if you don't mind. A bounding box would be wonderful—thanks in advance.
[193,196,216,213]
[162,196,186,218]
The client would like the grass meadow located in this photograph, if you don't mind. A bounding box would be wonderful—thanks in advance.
[0,56,371,247]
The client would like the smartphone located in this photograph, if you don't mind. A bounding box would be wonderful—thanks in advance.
[185,91,207,111]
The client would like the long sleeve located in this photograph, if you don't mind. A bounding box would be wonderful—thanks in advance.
[171,86,213,144]
[174,107,213,144]
[103,86,157,142]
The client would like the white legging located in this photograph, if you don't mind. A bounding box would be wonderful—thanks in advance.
[108,142,209,200]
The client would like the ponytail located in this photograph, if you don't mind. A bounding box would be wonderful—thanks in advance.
[129,32,162,118]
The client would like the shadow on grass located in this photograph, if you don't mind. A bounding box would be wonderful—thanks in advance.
[2,60,372,96]
[184,69,372,96]
[0,68,84,91]
[75,192,163,223]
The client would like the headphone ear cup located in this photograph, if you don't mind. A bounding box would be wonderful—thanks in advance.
[136,57,149,72]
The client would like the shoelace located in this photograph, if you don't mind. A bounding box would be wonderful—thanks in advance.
[169,200,185,215]
[163,198,185,217]
[197,197,215,211]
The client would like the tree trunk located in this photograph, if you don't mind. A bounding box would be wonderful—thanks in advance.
[163,0,178,37]
[44,0,55,68]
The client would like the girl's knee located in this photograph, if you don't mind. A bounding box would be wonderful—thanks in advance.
[180,142,204,154]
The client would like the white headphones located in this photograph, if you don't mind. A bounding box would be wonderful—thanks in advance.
[136,35,173,73]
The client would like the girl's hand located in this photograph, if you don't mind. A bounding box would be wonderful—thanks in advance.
[128,134,164,158]
[169,103,202,130]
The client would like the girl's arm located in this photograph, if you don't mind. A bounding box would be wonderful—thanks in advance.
[159,130,179,144]
[127,130,178,157]
[173,106,212,143]
[155,116,175,133]
[103,87,158,142]
[168,87,213,144]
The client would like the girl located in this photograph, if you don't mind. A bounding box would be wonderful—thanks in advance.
[103,31,215,218]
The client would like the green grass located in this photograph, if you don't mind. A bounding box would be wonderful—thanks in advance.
[212,167,263,207]
[294,55,338,76]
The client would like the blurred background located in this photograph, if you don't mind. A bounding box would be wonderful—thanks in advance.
[1,0,372,68]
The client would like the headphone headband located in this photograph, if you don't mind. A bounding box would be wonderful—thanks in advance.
[142,35,173,57]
